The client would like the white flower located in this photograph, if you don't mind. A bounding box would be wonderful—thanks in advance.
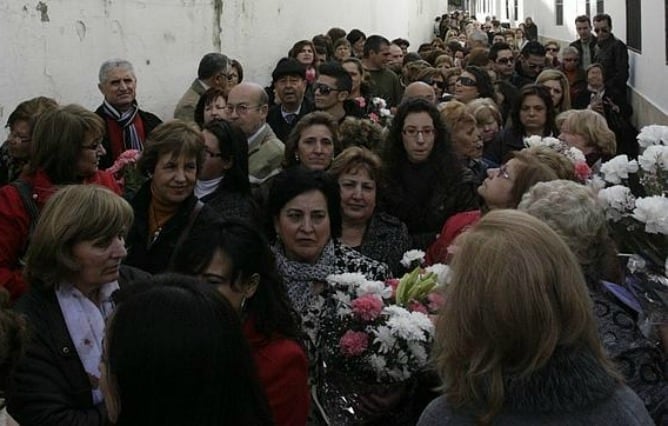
[424,263,451,286]
[400,249,425,268]
[368,354,387,374]
[565,146,586,163]
[407,341,428,365]
[372,97,387,109]
[637,125,668,149]
[326,272,367,290]
[355,280,393,299]
[410,311,435,335]
[598,185,636,221]
[383,305,411,318]
[633,196,668,234]
[587,175,607,192]
[600,155,639,184]
[372,325,397,354]
[637,145,668,173]
[523,135,561,150]
[379,108,392,117]
[387,313,428,342]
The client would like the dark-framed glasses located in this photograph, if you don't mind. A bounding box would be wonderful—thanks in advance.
[224,104,261,115]
[456,76,478,87]
[314,83,339,96]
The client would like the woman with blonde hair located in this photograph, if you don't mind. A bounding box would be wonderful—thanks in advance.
[559,108,616,169]
[6,185,133,425]
[439,101,486,185]
[536,69,571,113]
[419,209,653,425]
[466,98,502,163]
[519,180,668,423]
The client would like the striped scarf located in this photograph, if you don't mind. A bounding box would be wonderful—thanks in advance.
[101,99,142,151]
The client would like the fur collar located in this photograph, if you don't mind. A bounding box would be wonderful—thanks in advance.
[500,347,617,414]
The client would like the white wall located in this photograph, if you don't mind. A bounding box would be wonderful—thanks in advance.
[0,0,443,128]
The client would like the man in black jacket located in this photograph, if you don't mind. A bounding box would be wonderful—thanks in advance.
[570,15,597,69]
[266,58,314,142]
[592,14,629,97]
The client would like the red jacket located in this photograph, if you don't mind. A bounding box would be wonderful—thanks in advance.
[0,169,120,301]
[243,319,309,426]
[426,210,481,265]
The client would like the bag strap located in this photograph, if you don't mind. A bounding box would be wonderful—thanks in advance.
[10,179,39,263]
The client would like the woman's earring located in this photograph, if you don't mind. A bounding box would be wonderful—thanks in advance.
[295,153,300,162]
[240,296,247,312]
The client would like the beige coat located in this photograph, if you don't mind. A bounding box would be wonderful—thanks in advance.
[173,79,206,122]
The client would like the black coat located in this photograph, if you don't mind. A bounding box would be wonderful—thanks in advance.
[124,182,217,274]
[7,287,106,425]
[266,98,315,143]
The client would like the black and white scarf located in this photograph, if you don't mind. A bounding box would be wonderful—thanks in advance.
[101,99,142,151]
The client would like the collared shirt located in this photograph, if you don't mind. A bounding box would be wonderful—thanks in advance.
[198,79,211,91]
[281,104,302,123]
[247,123,267,146]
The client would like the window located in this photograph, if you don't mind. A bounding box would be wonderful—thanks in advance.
[586,0,591,16]
[514,0,518,21]
[626,0,641,52]
[556,0,564,25]
[506,0,510,21]
[597,0,604,13]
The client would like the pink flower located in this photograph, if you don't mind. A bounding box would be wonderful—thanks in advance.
[574,161,592,182]
[385,278,400,299]
[339,330,369,357]
[106,149,141,175]
[368,112,380,123]
[408,300,428,314]
[427,292,446,312]
[351,295,383,321]
[355,96,367,108]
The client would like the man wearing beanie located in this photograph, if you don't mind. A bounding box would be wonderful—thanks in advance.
[267,58,314,142]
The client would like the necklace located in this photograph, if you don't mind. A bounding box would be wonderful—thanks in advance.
[148,201,174,244]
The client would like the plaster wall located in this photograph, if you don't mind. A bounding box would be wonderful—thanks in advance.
[0,0,443,127]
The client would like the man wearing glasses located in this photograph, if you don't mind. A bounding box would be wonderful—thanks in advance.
[592,14,629,98]
[511,41,547,89]
[314,62,364,123]
[489,42,516,82]
[570,15,597,69]
[174,52,229,122]
[227,82,284,183]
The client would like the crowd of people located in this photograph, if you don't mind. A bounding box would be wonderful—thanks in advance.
[0,9,666,426]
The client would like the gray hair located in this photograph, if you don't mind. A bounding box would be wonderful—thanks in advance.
[561,46,580,57]
[468,30,489,46]
[99,59,135,83]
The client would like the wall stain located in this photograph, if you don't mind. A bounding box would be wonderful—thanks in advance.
[36,1,49,22]
[163,32,176,43]
[22,5,28,12]
[75,20,86,41]
[213,0,222,51]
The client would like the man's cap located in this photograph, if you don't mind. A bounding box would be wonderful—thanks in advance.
[272,58,306,82]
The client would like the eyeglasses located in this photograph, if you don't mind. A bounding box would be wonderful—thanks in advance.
[402,127,435,138]
[424,79,446,89]
[563,58,578,62]
[224,104,262,115]
[456,76,477,87]
[495,164,511,179]
[204,149,223,158]
[314,83,340,96]
[545,47,558,52]
[496,57,514,65]
[594,27,610,34]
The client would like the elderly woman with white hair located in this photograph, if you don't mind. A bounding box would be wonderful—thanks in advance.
[519,179,668,424]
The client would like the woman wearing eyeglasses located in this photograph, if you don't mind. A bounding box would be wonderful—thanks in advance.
[195,120,258,223]
[124,120,217,274]
[425,146,576,264]
[453,66,495,104]
[1,97,58,186]
[0,105,120,303]
[379,99,478,250]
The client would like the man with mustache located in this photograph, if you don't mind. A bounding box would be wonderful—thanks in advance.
[95,59,162,168]
[267,58,314,142]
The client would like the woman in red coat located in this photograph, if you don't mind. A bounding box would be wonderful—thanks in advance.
[0,104,120,302]
[173,218,309,426]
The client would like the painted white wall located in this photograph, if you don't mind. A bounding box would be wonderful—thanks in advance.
[0,0,443,128]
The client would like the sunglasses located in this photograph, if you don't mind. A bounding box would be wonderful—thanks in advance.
[314,83,340,96]
[496,57,514,65]
[545,47,558,52]
[456,76,477,87]
[424,79,446,89]
[594,27,610,34]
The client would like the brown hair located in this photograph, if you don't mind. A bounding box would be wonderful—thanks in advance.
[138,120,204,175]
[467,98,502,127]
[29,104,105,183]
[563,109,616,155]
[283,111,341,169]
[5,96,58,129]
[24,185,133,290]
[328,146,382,183]
[436,209,621,424]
